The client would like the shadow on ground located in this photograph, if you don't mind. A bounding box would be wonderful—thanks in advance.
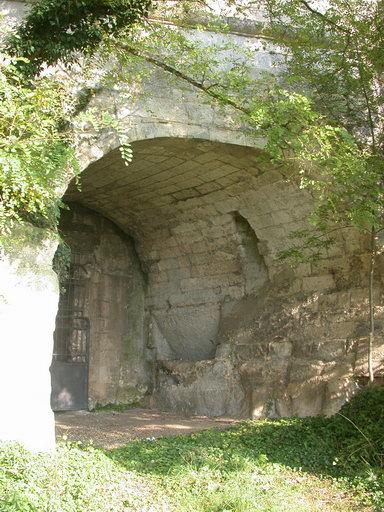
[106,414,381,484]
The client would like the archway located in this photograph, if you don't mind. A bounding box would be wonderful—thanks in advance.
[51,136,311,416]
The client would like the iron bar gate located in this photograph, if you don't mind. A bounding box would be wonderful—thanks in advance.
[51,253,90,411]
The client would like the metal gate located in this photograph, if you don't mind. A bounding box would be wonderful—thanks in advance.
[51,254,90,411]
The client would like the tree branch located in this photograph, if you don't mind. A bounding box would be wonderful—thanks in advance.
[118,42,250,115]
[297,0,350,34]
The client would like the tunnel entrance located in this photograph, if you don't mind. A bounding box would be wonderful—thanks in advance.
[51,203,150,411]
[50,137,307,417]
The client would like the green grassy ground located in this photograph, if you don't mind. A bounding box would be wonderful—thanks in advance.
[1,387,384,512]
[109,415,381,512]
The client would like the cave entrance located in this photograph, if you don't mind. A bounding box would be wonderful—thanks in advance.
[51,252,89,411]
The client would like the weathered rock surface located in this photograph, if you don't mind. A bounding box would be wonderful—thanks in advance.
[59,139,384,419]
[153,359,248,417]
[57,205,150,408]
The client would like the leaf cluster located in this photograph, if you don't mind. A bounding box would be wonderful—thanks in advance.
[261,0,384,150]
[248,85,384,234]
[7,0,152,77]
[0,54,78,241]
[254,0,384,261]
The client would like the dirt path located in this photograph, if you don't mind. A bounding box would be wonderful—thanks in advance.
[55,408,238,449]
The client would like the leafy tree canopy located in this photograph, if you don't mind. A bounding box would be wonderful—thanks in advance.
[0,52,77,240]
[7,0,152,76]
[1,0,151,242]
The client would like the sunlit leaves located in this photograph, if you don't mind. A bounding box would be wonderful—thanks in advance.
[0,54,78,239]
[7,0,152,77]
[253,0,384,263]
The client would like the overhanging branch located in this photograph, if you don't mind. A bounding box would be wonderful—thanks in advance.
[297,0,350,34]
[118,42,251,115]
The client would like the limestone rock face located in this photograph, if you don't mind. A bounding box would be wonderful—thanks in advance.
[58,141,384,418]
[153,359,248,417]
[218,287,380,418]
[56,205,150,408]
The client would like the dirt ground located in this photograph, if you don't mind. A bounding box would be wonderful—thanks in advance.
[55,408,238,449]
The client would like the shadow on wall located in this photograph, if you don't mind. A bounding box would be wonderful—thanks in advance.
[232,211,269,296]
[149,210,270,366]
[51,204,150,412]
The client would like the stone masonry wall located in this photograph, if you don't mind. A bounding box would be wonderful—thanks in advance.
[1,0,383,452]
[58,205,150,407]
[65,138,384,418]
[65,139,312,363]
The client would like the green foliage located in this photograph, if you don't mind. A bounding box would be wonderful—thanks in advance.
[109,388,384,511]
[277,228,334,264]
[91,401,142,412]
[248,85,384,234]
[252,0,384,262]
[261,0,384,147]
[5,0,383,253]
[0,0,150,249]
[336,386,384,467]
[99,112,133,164]
[3,388,384,511]
[7,0,152,77]
[0,441,165,512]
[1,0,145,247]
[0,53,78,242]
[8,0,382,255]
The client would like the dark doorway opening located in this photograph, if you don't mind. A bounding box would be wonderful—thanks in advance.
[51,252,89,411]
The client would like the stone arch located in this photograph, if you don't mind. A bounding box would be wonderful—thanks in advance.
[54,135,316,416]
[76,120,263,175]
[3,0,380,451]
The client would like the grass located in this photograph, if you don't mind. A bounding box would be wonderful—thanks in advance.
[1,386,384,511]
[108,417,379,512]
[90,402,143,413]
[0,442,169,512]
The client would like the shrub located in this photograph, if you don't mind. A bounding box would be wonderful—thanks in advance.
[336,385,384,467]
